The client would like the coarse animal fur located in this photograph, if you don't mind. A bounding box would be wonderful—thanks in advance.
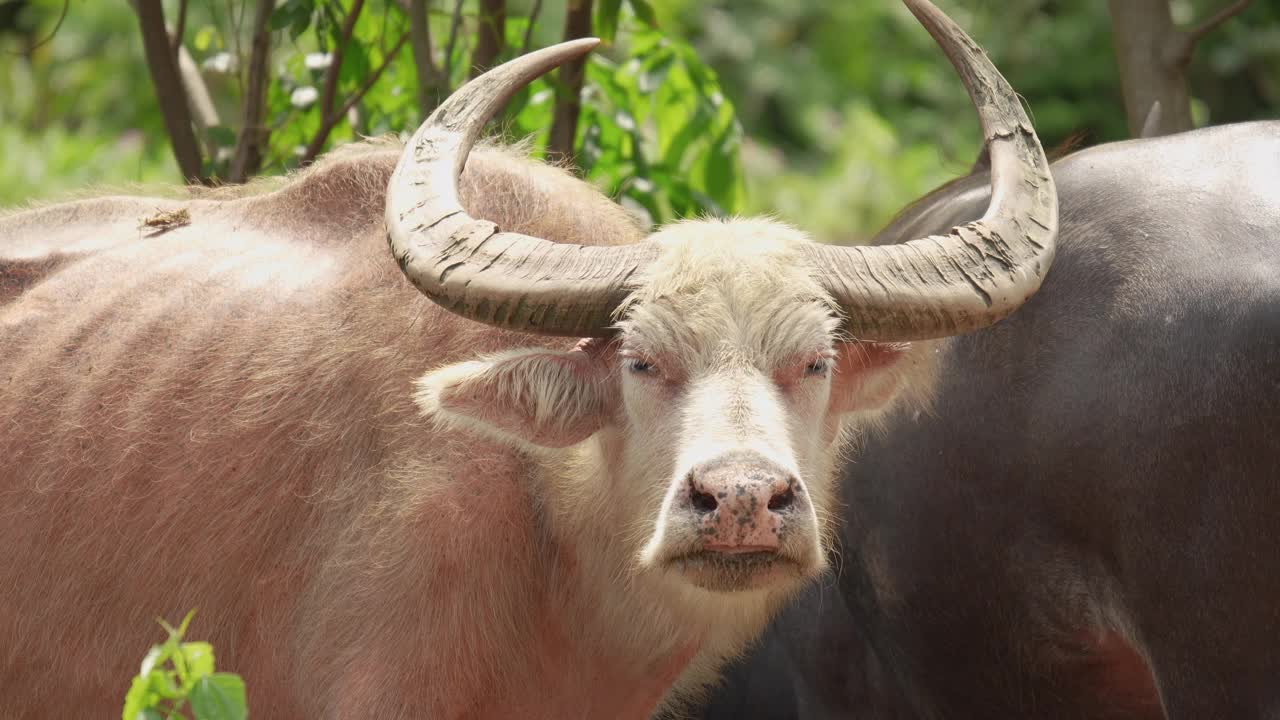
[700,121,1280,720]
[0,139,935,719]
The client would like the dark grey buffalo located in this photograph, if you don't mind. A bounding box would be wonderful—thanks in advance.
[700,120,1280,719]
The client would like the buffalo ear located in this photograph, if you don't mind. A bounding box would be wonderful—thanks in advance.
[416,341,616,449]
[828,341,912,415]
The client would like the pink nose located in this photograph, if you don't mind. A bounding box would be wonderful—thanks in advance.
[683,452,805,553]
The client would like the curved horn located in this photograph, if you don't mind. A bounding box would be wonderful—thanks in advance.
[385,39,660,337]
[801,0,1059,341]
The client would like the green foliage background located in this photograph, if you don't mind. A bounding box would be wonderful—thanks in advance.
[1,0,1277,243]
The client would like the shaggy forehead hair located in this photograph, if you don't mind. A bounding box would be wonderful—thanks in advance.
[616,218,839,369]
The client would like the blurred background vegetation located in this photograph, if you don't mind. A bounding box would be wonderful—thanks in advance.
[0,0,1277,243]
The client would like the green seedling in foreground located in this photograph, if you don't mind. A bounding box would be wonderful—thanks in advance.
[122,609,247,720]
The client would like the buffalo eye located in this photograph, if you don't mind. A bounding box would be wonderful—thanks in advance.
[804,358,830,378]
[624,357,657,376]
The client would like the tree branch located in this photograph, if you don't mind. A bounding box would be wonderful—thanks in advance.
[1168,0,1252,68]
[170,0,188,60]
[442,0,465,83]
[546,0,592,166]
[520,0,543,56]
[1138,99,1164,138]
[469,0,505,79]
[9,0,67,58]
[409,0,444,116]
[301,31,411,164]
[228,0,247,100]
[317,0,367,124]
[230,0,275,182]
[133,0,206,183]
[131,0,218,162]
[177,43,221,157]
[1107,0,1193,137]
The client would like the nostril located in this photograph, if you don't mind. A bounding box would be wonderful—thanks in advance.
[691,488,719,514]
[768,486,796,512]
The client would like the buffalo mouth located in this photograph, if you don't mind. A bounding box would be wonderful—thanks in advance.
[666,550,804,593]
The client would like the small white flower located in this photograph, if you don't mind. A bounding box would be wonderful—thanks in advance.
[201,52,237,75]
[305,52,333,71]
[290,86,319,109]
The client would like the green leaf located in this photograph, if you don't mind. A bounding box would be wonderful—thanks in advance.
[138,645,167,678]
[572,27,742,223]
[269,0,316,39]
[147,669,183,701]
[156,608,195,641]
[188,674,248,720]
[594,0,623,43]
[269,5,293,31]
[192,26,218,53]
[704,125,744,214]
[269,0,310,33]
[207,126,237,148]
[177,609,198,639]
[626,0,658,28]
[338,41,371,91]
[181,642,216,682]
[122,674,155,720]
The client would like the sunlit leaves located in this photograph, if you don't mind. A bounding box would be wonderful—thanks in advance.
[243,0,742,225]
[3,0,1280,217]
[269,0,317,38]
[122,610,248,720]
[596,0,624,43]
[492,11,743,226]
[596,0,660,43]
[573,30,743,224]
[629,0,658,29]
[188,675,249,720]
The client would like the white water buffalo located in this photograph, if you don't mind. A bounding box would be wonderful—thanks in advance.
[1,2,1057,717]
[699,119,1280,719]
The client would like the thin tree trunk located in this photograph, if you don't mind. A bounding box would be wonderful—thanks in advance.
[1107,0,1192,137]
[300,31,411,164]
[317,0,366,125]
[177,43,221,157]
[230,0,275,182]
[1108,0,1254,138]
[134,0,206,183]
[409,0,444,116]
[442,0,465,83]
[170,0,188,59]
[520,0,543,56]
[470,0,506,79]
[546,0,591,167]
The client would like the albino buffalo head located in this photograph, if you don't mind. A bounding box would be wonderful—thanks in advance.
[391,0,1058,596]
[417,218,926,592]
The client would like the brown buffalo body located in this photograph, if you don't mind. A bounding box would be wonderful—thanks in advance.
[0,147,700,718]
